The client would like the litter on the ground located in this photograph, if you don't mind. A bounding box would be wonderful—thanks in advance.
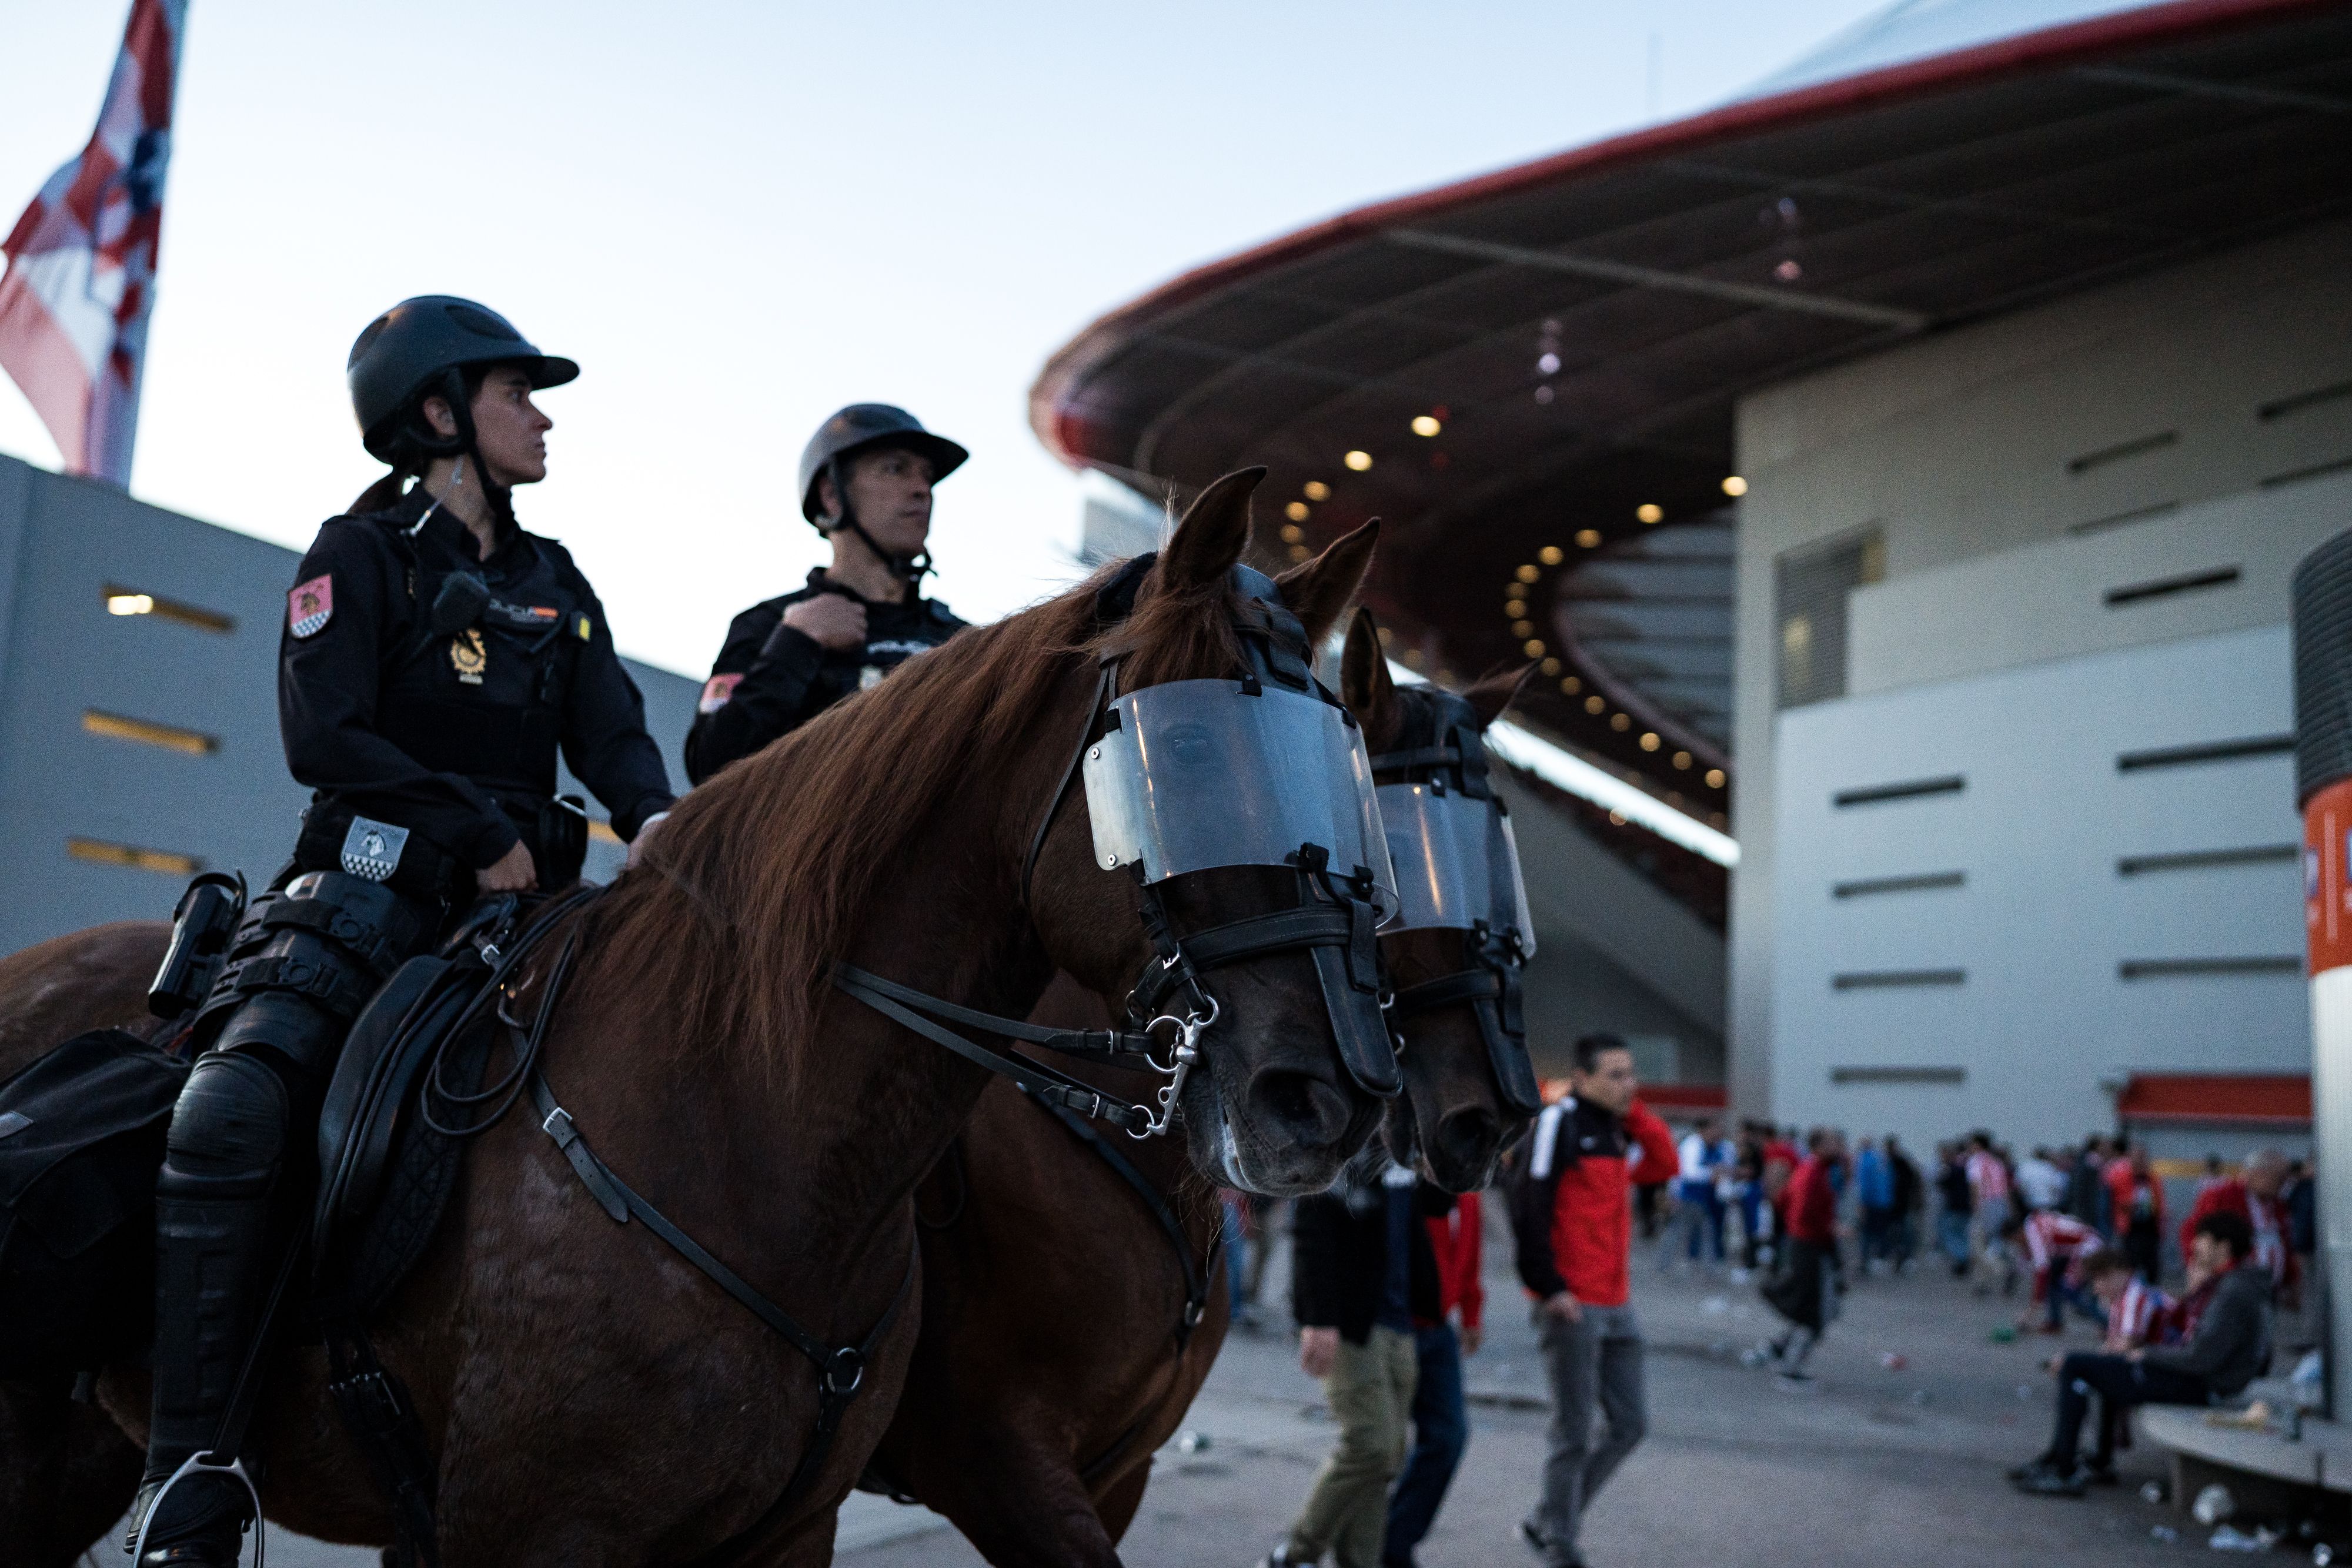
[2192,1484,2238,1527]
[2207,1524,2280,1551]
[2143,1480,2170,1505]
[2153,1525,2180,1543]
[1990,1325,2017,1343]
[1879,1351,1908,1371]
[1175,1429,1209,1455]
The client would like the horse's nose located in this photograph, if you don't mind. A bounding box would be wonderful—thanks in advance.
[1434,1105,1501,1176]
[1244,1066,1355,1152]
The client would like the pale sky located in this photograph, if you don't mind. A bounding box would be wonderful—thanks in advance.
[0,0,1890,678]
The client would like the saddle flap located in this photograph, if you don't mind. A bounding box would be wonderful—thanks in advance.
[313,955,459,1266]
[0,1028,186,1256]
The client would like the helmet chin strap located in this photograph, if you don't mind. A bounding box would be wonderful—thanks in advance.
[428,367,514,536]
[824,456,931,590]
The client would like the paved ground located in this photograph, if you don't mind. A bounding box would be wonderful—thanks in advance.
[844,1251,2199,1568]
[225,1231,2231,1567]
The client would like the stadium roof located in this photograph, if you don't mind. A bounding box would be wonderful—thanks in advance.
[1030,0,2352,832]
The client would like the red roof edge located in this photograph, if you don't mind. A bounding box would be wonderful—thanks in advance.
[1030,0,2333,469]
[2116,1072,2312,1126]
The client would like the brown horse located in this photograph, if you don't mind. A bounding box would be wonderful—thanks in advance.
[0,469,1388,1566]
[861,611,1541,1567]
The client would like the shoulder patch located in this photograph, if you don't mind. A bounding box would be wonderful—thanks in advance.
[699,672,744,714]
[288,574,333,638]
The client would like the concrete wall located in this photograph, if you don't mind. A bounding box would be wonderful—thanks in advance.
[1729,219,2352,1128]
[0,453,698,958]
[1771,621,2303,1152]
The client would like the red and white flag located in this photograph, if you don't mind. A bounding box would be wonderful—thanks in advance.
[0,0,188,487]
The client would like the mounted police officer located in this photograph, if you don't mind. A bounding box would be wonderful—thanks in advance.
[126,297,677,1566]
[684,404,967,784]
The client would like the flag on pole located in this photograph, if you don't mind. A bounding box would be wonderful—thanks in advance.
[0,0,189,488]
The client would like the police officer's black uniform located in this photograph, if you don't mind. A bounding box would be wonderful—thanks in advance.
[131,297,676,1567]
[683,404,967,786]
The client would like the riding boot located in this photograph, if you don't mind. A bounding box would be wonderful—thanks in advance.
[129,1051,290,1566]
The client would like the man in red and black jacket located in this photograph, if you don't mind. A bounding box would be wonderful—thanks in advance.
[1508,1034,1677,1568]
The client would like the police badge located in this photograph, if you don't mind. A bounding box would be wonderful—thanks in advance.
[340,816,409,881]
[450,628,487,684]
[288,574,333,638]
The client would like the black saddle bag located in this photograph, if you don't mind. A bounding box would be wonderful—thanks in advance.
[0,1028,189,1379]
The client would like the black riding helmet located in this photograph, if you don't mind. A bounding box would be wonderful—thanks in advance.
[797,404,968,586]
[349,296,577,462]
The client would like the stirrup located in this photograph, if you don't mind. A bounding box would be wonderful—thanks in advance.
[129,1452,263,1568]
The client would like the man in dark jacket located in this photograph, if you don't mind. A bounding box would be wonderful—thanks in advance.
[1261,1161,1452,1568]
[2012,1211,2271,1495]
[684,405,967,784]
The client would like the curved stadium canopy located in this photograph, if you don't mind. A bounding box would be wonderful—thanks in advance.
[1031,0,2352,861]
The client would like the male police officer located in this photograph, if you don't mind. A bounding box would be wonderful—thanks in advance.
[684,404,967,784]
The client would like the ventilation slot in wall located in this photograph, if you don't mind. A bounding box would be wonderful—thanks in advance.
[1832,871,1965,899]
[1774,526,1882,711]
[103,584,235,634]
[1832,968,1966,990]
[1829,1066,1966,1086]
[2261,457,2352,490]
[1833,774,1964,808]
[2117,957,2300,980]
[2116,735,2292,773]
[2104,566,2240,607]
[2068,430,2177,474]
[2117,845,2298,877]
[2259,380,2352,423]
[82,710,218,756]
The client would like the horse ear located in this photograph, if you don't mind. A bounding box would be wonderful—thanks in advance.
[1465,662,1539,730]
[1340,607,1402,750]
[1276,519,1379,647]
[1158,467,1264,592]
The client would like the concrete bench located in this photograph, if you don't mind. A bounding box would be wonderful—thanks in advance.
[2139,1406,2352,1500]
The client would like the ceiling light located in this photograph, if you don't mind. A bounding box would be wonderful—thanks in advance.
[1411,414,1441,437]
[1705,768,1727,788]
[1284,500,1310,522]
[1561,675,1582,694]
[1540,657,1561,676]
[1344,450,1374,472]
[1279,523,1304,544]
[1377,624,1392,644]
[1575,528,1601,549]
[1287,543,1311,563]
[1304,480,1331,502]
[1639,732,1660,751]
[1538,545,1563,566]
[1775,259,1803,282]
[1672,750,1692,770]
[1609,809,1628,826]
[1610,713,1631,732]
[1722,475,1748,497]
[1512,620,1534,638]
[1534,386,1555,405]
[1636,503,1663,524]
[1523,639,1545,658]
[1584,694,1605,715]
[1515,564,1539,584]
[1537,352,1561,375]
[108,593,155,617]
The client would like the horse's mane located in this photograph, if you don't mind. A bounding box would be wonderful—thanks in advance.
[589,556,1245,1089]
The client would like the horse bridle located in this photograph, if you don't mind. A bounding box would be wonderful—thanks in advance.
[1370,691,1545,1118]
[832,553,1399,1138]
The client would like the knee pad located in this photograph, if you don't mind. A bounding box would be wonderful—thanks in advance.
[161,1054,290,1196]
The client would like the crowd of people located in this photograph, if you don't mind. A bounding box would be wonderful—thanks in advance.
[1242,1058,2319,1566]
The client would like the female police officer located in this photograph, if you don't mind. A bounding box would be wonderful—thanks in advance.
[128,297,676,1566]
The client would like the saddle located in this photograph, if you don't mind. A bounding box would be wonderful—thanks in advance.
[0,891,586,1388]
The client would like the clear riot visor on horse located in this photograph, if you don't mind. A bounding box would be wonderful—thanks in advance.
[1376,784,1534,952]
[1083,675,1402,1101]
[1083,679,1398,913]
